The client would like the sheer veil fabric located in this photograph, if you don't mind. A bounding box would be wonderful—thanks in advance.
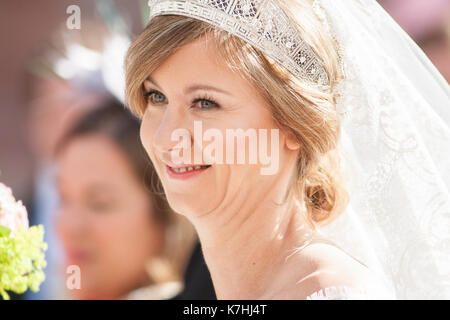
[311,0,450,299]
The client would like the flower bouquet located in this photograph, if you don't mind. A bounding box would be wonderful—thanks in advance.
[0,182,47,300]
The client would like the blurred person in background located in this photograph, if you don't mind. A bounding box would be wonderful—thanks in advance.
[54,98,196,299]
[23,16,120,299]
[25,71,109,299]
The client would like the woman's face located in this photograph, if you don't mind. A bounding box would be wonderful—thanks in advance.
[140,34,300,218]
[56,134,164,299]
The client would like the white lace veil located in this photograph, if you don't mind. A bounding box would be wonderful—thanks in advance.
[311,0,450,299]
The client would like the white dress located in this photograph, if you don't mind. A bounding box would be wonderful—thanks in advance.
[303,235,397,300]
[124,281,183,300]
[306,285,396,300]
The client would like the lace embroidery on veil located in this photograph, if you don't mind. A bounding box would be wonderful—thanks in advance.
[309,0,450,299]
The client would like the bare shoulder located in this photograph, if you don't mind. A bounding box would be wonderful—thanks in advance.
[274,241,382,299]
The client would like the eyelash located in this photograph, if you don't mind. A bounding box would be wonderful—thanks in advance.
[143,90,220,110]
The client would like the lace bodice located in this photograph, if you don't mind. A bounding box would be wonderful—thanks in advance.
[306,285,396,300]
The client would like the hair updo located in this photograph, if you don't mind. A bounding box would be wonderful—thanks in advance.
[125,0,348,225]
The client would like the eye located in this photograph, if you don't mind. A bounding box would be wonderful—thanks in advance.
[144,90,166,104]
[86,199,113,213]
[193,96,220,110]
[144,89,220,110]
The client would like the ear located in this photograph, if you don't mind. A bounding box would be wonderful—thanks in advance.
[285,131,301,151]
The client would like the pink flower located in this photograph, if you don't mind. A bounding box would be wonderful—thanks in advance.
[0,182,29,235]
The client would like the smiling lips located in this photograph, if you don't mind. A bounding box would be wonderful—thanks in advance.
[165,164,211,180]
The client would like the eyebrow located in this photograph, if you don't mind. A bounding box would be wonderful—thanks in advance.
[145,76,232,96]
[56,177,116,195]
[84,186,116,198]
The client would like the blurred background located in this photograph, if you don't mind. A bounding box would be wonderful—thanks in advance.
[0,0,449,299]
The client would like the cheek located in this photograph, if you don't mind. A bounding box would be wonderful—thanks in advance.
[140,114,153,153]
[140,114,159,164]
[54,210,68,244]
[54,205,83,244]
[211,120,281,170]
[87,215,122,255]
[91,205,160,256]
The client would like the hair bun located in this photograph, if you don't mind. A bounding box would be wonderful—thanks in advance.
[303,152,348,225]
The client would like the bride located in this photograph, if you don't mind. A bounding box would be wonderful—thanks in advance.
[123,0,450,299]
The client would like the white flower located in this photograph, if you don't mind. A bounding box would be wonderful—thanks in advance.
[0,182,29,235]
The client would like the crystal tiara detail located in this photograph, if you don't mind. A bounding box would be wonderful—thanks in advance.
[147,0,330,89]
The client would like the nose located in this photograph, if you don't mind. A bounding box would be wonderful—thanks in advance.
[55,204,88,240]
[152,104,193,158]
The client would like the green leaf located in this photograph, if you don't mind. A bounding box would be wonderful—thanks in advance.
[0,225,11,237]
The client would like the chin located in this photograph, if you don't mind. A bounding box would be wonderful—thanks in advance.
[164,190,219,219]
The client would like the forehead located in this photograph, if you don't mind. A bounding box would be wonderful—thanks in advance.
[149,34,255,96]
[57,135,135,186]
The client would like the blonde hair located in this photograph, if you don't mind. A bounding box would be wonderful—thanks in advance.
[125,0,348,226]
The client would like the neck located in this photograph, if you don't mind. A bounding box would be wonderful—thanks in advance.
[190,176,315,299]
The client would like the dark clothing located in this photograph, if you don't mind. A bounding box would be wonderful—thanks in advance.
[172,241,216,300]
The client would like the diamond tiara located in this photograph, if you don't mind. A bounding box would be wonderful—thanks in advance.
[147,0,330,89]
